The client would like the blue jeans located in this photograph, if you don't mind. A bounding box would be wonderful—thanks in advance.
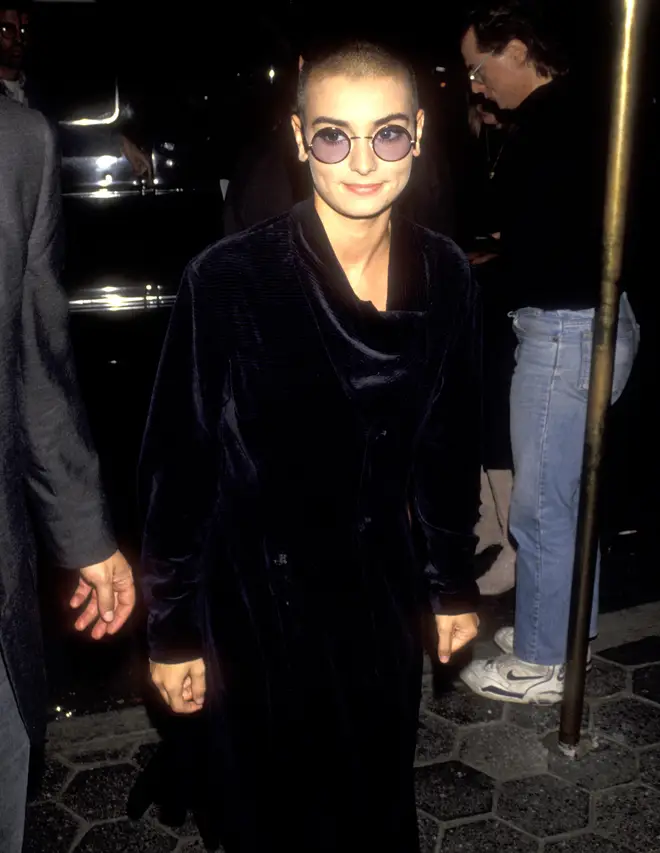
[0,651,30,853]
[510,294,640,665]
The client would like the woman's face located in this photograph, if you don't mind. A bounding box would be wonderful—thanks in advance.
[292,73,424,220]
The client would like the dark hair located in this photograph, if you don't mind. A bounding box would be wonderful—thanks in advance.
[296,40,418,120]
[466,1,569,78]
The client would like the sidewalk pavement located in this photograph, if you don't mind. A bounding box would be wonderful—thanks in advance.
[23,633,660,853]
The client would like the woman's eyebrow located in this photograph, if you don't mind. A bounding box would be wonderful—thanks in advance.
[311,112,412,129]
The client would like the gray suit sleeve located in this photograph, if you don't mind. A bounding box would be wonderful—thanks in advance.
[20,117,117,569]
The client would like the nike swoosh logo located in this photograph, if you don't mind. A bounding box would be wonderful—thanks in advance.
[506,670,545,682]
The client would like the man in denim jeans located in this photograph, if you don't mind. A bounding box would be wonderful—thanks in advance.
[459,0,639,703]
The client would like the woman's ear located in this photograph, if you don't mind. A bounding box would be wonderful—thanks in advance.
[290,114,308,162]
[413,109,425,157]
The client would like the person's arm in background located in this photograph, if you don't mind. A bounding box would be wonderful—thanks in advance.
[21,115,135,638]
[113,77,155,183]
[412,256,482,661]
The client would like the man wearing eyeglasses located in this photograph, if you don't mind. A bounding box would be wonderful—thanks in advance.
[0,4,29,104]
[459,0,640,706]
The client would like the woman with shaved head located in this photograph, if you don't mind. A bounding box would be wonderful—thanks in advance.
[141,40,481,852]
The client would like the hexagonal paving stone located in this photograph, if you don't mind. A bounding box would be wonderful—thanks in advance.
[179,841,227,853]
[634,664,660,706]
[640,746,660,788]
[153,805,199,839]
[133,741,160,769]
[506,702,589,736]
[549,738,638,790]
[459,723,548,781]
[417,811,441,853]
[62,762,139,821]
[177,843,207,853]
[23,802,81,853]
[73,819,178,852]
[596,784,660,851]
[65,745,135,765]
[414,761,494,822]
[593,697,660,748]
[497,775,590,837]
[544,835,629,853]
[586,659,627,699]
[598,636,660,667]
[31,756,72,801]
[415,713,457,765]
[441,819,538,853]
[424,687,504,726]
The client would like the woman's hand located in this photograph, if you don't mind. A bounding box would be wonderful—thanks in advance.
[150,658,206,714]
[434,613,480,664]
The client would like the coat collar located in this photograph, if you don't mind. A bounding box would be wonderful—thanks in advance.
[290,197,429,314]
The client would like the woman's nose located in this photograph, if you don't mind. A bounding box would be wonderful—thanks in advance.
[349,137,377,175]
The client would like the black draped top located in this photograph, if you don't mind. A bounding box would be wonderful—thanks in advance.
[140,200,481,664]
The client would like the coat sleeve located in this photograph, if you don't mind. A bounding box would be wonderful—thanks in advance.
[139,264,225,664]
[412,265,482,615]
[20,116,116,569]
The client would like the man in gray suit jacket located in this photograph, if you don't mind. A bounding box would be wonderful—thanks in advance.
[0,97,136,852]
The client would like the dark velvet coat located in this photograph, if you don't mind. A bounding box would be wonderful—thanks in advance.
[140,200,481,852]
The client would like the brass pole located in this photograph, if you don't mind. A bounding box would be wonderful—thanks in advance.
[559,0,647,754]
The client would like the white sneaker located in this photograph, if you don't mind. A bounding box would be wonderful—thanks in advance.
[493,627,593,670]
[460,654,564,704]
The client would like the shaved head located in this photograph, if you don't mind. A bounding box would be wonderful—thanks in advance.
[297,41,418,120]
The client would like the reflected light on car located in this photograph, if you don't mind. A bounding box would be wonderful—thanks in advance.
[60,84,121,127]
[98,174,113,187]
[90,188,122,199]
[69,281,176,313]
[96,155,119,170]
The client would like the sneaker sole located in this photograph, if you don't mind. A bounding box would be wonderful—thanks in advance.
[459,669,563,705]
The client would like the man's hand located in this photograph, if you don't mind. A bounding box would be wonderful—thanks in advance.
[435,613,480,664]
[467,251,499,266]
[150,659,206,714]
[70,550,136,640]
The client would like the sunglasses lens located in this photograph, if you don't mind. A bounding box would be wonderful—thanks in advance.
[373,126,413,162]
[310,128,350,164]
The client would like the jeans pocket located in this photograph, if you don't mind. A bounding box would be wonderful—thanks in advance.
[577,328,637,401]
[611,333,637,403]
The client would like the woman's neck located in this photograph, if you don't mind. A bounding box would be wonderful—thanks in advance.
[314,192,391,281]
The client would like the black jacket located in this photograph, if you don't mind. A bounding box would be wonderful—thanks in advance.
[496,76,608,311]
